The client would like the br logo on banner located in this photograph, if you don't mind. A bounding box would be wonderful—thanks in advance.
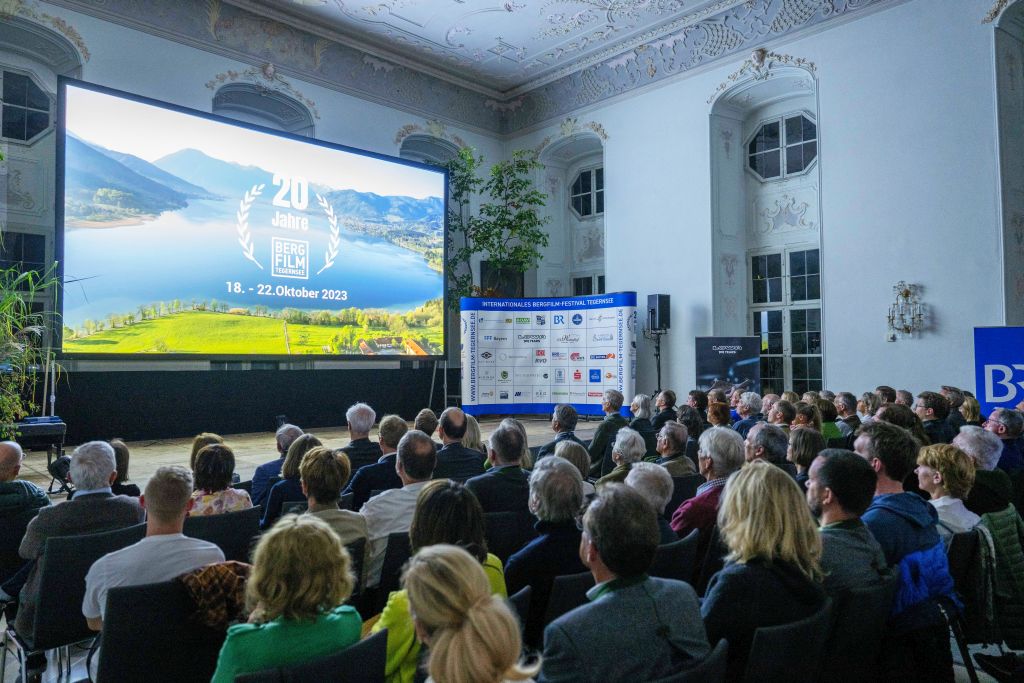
[974,327,1024,416]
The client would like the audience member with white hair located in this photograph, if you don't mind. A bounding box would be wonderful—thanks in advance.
[671,427,745,538]
[252,423,303,507]
[0,441,48,517]
[654,421,696,476]
[733,392,765,438]
[553,441,596,496]
[625,462,677,544]
[596,427,646,488]
[955,425,1013,515]
[628,394,658,459]
[341,402,383,473]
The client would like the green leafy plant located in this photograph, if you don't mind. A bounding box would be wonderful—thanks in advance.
[446,147,550,307]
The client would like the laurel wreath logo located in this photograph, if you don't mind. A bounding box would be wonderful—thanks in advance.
[237,184,265,270]
[316,193,340,275]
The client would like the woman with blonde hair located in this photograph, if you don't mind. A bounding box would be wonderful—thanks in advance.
[462,414,487,454]
[554,440,596,496]
[916,444,980,542]
[791,403,822,432]
[788,428,826,493]
[960,396,983,427]
[404,544,539,683]
[261,433,322,529]
[701,461,827,679]
[211,515,361,682]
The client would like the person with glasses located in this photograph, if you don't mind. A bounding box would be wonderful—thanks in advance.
[914,391,954,445]
[984,408,1024,473]
[669,427,744,539]
[653,422,696,476]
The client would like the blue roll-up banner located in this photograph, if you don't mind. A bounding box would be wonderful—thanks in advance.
[974,327,1024,417]
[461,292,637,416]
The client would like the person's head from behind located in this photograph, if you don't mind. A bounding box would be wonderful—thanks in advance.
[71,440,117,490]
[554,441,591,482]
[697,426,746,479]
[345,402,376,438]
[193,444,236,493]
[142,466,194,525]
[780,391,800,404]
[529,456,583,523]
[190,432,223,470]
[792,403,822,431]
[378,414,409,452]
[875,385,897,404]
[718,460,822,581]
[602,389,624,414]
[745,423,788,464]
[624,462,673,514]
[275,423,303,457]
[916,444,976,501]
[403,544,538,683]
[410,480,487,562]
[707,389,727,405]
[439,407,468,442]
[462,414,485,453]
[960,397,981,423]
[675,406,702,440]
[858,392,881,417]
[688,389,709,412]
[630,393,652,420]
[707,402,731,427]
[657,421,688,456]
[0,441,24,483]
[487,422,524,467]
[300,447,350,507]
[110,439,131,484]
[896,389,914,407]
[415,408,440,437]
[611,427,645,467]
[500,418,531,466]
[397,430,437,483]
[953,425,1003,472]
[249,515,354,621]
[815,398,838,423]
[282,433,323,479]
[551,404,578,434]
[854,421,919,485]
[915,391,950,422]
[581,484,659,579]
[738,392,762,418]
[788,428,826,471]
[806,450,876,520]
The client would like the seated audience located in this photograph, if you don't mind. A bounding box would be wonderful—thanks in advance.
[651,390,678,431]
[466,421,529,514]
[415,408,443,452]
[707,388,728,406]
[687,389,709,424]
[595,427,645,488]
[745,422,791,471]
[701,461,827,680]
[191,444,253,515]
[627,393,658,459]
[341,402,383,474]
[875,385,897,404]
[462,414,487,454]
[301,447,367,546]
[729,389,744,423]
[788,427,826,491]
[344,414,408,510]
[815,398,844,440]
[540,485,709,682]
[404,545,537,683]
[916,444,980,542]
[833,392,861,437]
[505,456,586,647]
[780,390,801,404]
[706,401,731,428]
[14,442,146,641]
[676,405,704,464]
[251,424,303,507]
[896,389,914,406]
[654,421,696,476]
[960,396,984,427]
[434,407,486,481]
[805,450,889,595]
[261,433,322,529]
[587,389,628,477]
[0,441,49,516]
[985,407,1024,473]
[792,402,822,432]
[360,430,436,588]
[955,426,1013,514]
[553,441,596,496]
[854,421,958,680]
[876,402,932,448]
[858,392,881,423]
[670,427,744,538]
[761,393,780,420]
[189,432,224,471]
[820,390,836,402]
[942,386,967,432]
[537,404,586,458]
[210,515,361,682]
[625,462,677,544]
[109,439,140,497]
[768,399,796,434]
[915,391,955,445]
[802,391,821,403]
[373,479,506,683]
[732,392,764,438]
[501,417,534,470]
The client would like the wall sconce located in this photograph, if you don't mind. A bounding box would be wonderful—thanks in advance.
[887,281,924,341]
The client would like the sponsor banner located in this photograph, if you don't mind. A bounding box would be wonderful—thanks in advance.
[462,292,637,416]
[974,327,1024,417]
[695,336,761,394]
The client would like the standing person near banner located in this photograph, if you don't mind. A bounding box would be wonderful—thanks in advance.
[588,390,628,478]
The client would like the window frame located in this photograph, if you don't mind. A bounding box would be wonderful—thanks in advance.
[569,165,604,219]
[744,110,818,183]
[0,68,54,146]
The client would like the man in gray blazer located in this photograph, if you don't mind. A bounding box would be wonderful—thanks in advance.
[14,441,145,640]
[539,485,710,683]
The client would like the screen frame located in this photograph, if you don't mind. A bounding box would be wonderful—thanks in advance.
[55,77,449,361]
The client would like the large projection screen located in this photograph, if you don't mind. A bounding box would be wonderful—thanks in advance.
[56,79,446,359]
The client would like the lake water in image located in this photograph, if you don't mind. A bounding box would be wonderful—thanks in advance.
[62,198,443,329]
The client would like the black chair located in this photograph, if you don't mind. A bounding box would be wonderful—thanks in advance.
[508,586,531,636]
[340,491,355,511]
[281,501,308,515]
[1,522,146,681]
[649,529,700,583]
[484,511,538,564]
[821,576,897,682]
[97,579,225,683]
[742,598,833,683]
[0,507,40,583]
[345,537,366,597]
[542,571,594,627]
[235,628,387,683]
[378,532,412,597]
[664,475,704,519]
[183,505,262,562]
[694,525,727,596]
[677,638,729,682]
[235,479,253,493]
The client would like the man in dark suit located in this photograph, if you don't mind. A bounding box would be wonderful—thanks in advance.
[537,404,586,458]
[341,402,383,473]
[587,389,628,478]
[539,485,710,683]
[915,391,954,445]
[13,441,145,640]
[433,407,485,481]
[650,390,678,431]
[251,423,303,507]
[834,392,861,439]
[344,414,408,510]
[985,407,1024,473]
[466,422,529,514]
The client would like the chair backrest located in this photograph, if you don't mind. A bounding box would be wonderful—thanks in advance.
[946,528,998,643]
[235,628,388,683]
[508,586,531,636]
[281,501,308,515]
[378,532,412,596]
[183,505,262,563]
[0,506,40,582]
[676,639,729,683]
[340,491,355,511]
[664,475,704,519]
[742,598,833,683]
[346,537,366,596]
[32,522,147,650]
[484,511,539,564]
[649,529,700,583]
[235,479,253,493]
[821,576,898,681]
[97,579,225,683]
[694,525,726,596]
[542,571,595,627]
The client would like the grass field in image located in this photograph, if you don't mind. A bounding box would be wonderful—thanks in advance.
[62,310,443,355]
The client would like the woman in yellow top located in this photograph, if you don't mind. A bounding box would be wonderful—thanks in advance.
[372,479,507,683]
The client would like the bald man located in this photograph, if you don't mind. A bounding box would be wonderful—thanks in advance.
[0,441,49,516]
[433,407,485,482]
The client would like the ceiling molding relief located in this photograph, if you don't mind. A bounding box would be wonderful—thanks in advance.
[534,117,609,156]
[707,47,816,105]
[984,0,1020,23]
[1,0,91,62]
[394,120,469,149]
[206,62,321,119]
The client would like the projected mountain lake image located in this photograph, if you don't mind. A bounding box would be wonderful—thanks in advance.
[61,86,446,356]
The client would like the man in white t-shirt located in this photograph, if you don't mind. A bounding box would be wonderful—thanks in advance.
[83,466,224,631]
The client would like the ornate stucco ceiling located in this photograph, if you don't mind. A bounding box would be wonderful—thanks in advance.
[234,0,751,95]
